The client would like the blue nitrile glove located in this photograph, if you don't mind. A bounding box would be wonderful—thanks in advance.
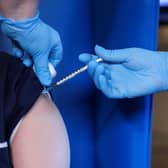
[0,12,63,86]
[79,45,168,98]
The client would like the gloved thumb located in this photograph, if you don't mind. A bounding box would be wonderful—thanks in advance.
[48,62,57,78]
[95,45,130,63]
[79,53,98,64]
[34,55,52,86]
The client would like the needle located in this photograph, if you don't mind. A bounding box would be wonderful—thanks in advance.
[46,58,103,91]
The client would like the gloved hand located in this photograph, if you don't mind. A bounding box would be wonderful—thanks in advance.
[79,45,168,98]
[0,12,62,86]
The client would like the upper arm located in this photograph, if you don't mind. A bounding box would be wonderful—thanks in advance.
[10,94,70,168]
[0,52,70,168]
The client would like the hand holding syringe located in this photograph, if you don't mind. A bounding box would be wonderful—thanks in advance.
[47,58,103,91]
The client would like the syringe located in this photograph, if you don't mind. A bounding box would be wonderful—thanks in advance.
[47,58,103,91]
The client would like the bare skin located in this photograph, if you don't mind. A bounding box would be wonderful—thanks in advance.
[10,94,70,168]
[0,0,38,20]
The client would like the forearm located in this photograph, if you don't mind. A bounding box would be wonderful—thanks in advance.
[0,0,38,20]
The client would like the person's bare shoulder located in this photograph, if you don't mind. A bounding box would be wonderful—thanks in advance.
[11,94,70,168]
[30,94,60,118]
[23,94,67,134]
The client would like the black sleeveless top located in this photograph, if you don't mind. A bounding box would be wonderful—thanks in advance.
[0,52,43,167]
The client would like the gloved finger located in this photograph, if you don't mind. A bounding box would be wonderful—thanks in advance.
[88,60,99,77]
[95,45,130,63]
[104,68,112,81]
[100,64,129,98]
[99,75,124,98]
[22,57,33,67]
[34,55,52,86]
[49,43,63,68]
[21,52,33,67]
[98,75,112,97]
[79,53,98,64]
[94,65,105,89]
[12,42,23,58]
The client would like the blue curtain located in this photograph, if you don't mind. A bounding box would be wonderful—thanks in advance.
[0,0,160,168]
